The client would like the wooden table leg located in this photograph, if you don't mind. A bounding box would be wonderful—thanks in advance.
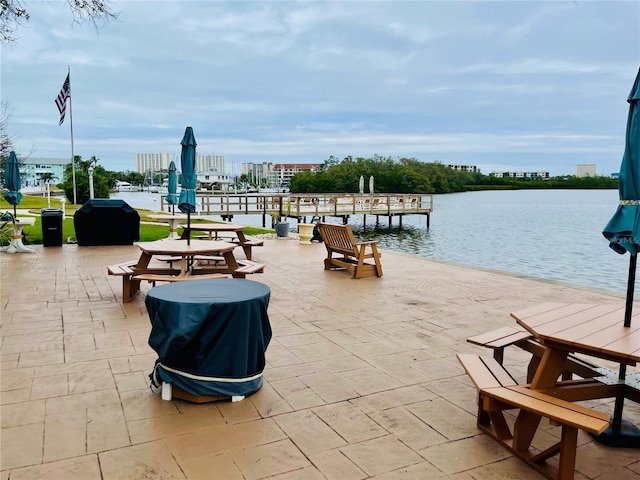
[530,347,568,389]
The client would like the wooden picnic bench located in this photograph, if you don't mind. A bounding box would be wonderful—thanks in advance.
[107,260,142,303]
[457,353,610,480]
[467,326,607,382]
[317,222,382,278]
[233,236,264,260]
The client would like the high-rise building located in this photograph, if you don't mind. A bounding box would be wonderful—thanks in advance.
[576,163,597,177]
[242,162,273,184]
[135,152,171,174]
[135,152,225,174]
[196,154,225,173]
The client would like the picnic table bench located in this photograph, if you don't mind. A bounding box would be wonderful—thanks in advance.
[467,326,607,382]
[317,222,382,278]
[457,353,610,480]
[107,260,141,303]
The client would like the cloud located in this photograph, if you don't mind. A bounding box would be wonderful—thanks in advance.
[2,0,638,176]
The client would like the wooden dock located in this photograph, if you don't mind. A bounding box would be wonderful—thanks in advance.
[160,193,433,228]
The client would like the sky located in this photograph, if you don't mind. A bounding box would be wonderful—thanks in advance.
[2,1,639,176]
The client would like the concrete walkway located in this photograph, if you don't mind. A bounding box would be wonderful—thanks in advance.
[2,239,639,479]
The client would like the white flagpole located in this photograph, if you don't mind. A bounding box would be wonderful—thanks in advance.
[68,66,77,204]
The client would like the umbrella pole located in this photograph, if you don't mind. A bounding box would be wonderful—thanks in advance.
[595,253,640,447]
[187,212,191,245]
[186,211,192,271]
[612,253,636,432]
[623,253,636,328]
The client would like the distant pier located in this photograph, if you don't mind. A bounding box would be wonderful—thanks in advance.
[161,193,433,228]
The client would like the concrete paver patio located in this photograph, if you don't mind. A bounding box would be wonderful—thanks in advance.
[2,238,640,479]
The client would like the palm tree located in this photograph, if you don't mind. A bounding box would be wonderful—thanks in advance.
[40,172,55,186]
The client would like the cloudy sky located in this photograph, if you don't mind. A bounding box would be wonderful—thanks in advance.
[3,1,639,176]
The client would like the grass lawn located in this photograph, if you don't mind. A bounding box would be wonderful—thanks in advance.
[1,194,273,246]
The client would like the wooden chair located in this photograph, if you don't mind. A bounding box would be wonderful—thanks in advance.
[317,222,382,278]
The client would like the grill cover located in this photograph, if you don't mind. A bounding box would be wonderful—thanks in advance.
[73,199,140,246]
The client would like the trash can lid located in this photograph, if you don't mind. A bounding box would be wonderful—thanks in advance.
[41,208,64,215]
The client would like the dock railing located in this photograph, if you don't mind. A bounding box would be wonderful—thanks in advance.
[161,193,433,227]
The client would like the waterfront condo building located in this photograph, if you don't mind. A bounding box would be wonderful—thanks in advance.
[135,153,225,174]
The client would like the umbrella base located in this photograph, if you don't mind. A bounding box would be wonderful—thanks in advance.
[593,418,640,448]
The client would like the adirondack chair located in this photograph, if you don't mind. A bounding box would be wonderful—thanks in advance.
[317,222,382,278]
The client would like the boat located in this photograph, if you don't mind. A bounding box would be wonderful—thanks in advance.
[114,180,142,192]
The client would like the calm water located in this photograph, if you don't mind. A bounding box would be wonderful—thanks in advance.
[113,189,633,294]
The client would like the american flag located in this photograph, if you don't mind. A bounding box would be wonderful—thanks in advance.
[55,73,71,126]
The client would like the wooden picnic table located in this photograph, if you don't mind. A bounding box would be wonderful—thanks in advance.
[459,303,640,480]
[108,239,264,303]
[135,239,238,278]
[180,223,263,260]
[512,303,640,389]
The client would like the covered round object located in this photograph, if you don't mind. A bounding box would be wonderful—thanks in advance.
[73,199,140,246]
[147,279,272,397]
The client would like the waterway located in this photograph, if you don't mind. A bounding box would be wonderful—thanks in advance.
[112,189,633,294]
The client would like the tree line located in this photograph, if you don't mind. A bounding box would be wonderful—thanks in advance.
[289,155,618,194]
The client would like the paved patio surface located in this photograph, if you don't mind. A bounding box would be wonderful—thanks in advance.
[2,237,640,479]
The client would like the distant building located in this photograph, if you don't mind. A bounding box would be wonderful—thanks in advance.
[576,163,597,178]
[242,162,273,184]
[241,162,321,186]
[135,152,171,174]
[271,163,321,186]
[489,171,550,179]
[446,164,479,173]
[18,157,71,187]
[196,154,225,174]
[196,169,233,191]
[135,152,225,174]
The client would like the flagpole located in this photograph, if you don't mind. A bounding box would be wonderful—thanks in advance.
[68,66,77,204]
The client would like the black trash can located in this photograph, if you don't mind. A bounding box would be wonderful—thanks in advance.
[41,208,64,247]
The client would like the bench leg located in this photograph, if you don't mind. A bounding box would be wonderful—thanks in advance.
[557,426,578,480]
[513,410,542,452]
[525,426,578,480]
[122,276,133,302]
[122,275,141,303]
[242,245,252,260]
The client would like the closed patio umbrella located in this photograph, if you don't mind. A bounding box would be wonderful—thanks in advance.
[178,127,197,245]
[165,161,178,215]
[369,175,374,195]
[3,151,23,219]
[359,175,364,195]
[601,67,640,446]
